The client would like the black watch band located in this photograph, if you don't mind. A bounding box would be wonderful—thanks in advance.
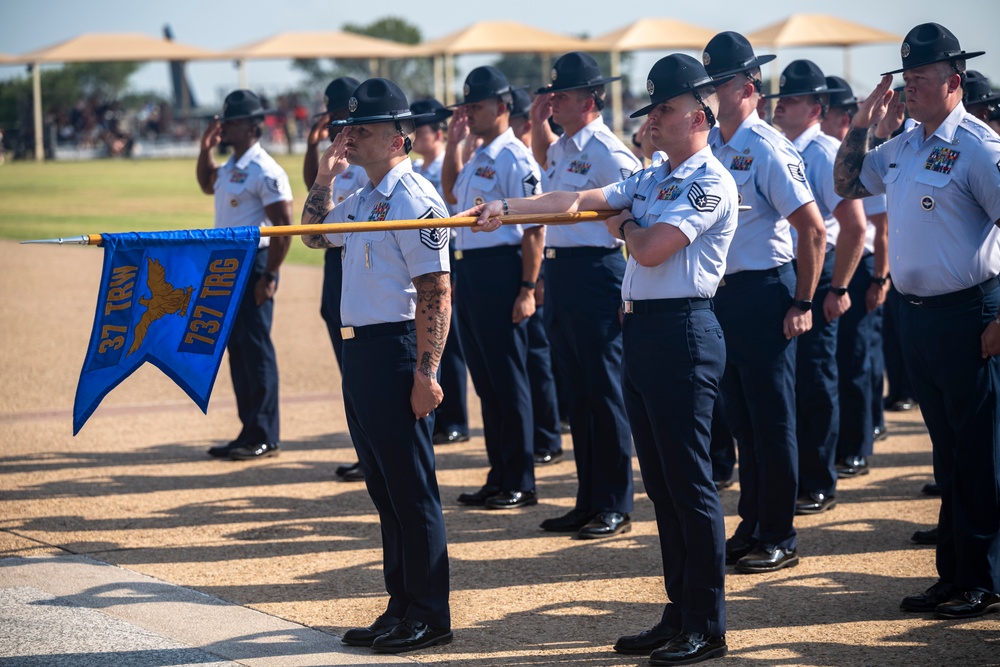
[520,280,536,290]
[792,299,813,312]
[830,286,848,296]
[618,218,635,241]
[871,275,889,286]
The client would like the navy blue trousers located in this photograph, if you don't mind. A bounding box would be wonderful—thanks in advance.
[836,254,879,461]
[227,247,279,444]
[454,247,535,492]
[342,322,451,628]
[898,281,1000,594]
[545,249,633,513]
[622,304,726,636]
[527,306,562,456]
[435,267,469,436]
[320,248,345,369]
[796,251,839,497]
[709,395,736,483]
[882,284,915,406]
[870,305,885,433]
[715,265,798,550]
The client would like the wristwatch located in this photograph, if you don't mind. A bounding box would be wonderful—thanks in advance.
[871,275,889,286]
[791,299,813,312]
[830,286,848,296]
[520,280,537,290]
[618,218,635,241]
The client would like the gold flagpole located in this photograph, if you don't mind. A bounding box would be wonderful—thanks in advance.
[19,211,621,246]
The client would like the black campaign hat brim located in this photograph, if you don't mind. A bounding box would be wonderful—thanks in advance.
[328,111,438,127]
[706,54,776,81]
[534,76,621,95]
[881,50,985,75]
[764,85,849,100]
[630,74,733,118]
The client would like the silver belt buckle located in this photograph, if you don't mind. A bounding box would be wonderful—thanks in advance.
[622,300,634,314]
[545,248,556,259]
[340,326,355,340]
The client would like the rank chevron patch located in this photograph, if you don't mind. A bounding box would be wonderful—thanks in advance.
[687,182,721,212]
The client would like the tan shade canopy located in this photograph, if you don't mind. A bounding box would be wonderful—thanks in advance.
[222,31,415,60]
[11,33,219,64]
[590,18,717,52]
[747,14,901,48]
[0,52,15,64]
[412,21,593,56]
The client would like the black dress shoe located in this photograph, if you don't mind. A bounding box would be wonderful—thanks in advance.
[484,489,538,510]
[734,544,799,574]
[432,430,470,445]
[934,590,1000,619]
[371,618,453,653]
[724,536,755,566]
[578,512,631,539]
[540,508,595,532]
[341,613,401,646]
[228,442,279,460]
[873,425,889,441]
[650,631,727,665]
[795,492,837,515]
[613,621,678,655]
[456,485,500,506]
[836,456,869,478]
[911,527,938,545]
[534,448,564,465]
[900,580,954,612]
[207,440,243,458]
[888,398,916,411]
[336,461,365,482]
[922,482,942,496]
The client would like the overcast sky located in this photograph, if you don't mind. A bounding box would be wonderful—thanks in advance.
[2,0,998,108]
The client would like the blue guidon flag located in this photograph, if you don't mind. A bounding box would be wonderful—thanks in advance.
[73,227,260,434]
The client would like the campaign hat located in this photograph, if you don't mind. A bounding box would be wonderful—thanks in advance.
[328,78,434,127]
[631,53,732,119]
[451,66,512,106]
[882,22,984,75]
[323,76,361,114]
[702,31,776,81]
[409,98,453,127]
[764,60,847,99]
[825,76,859,109]
[510,88,532,118]
[221,89,268,121]
[963,70,1000,106]
[535,51,619,94]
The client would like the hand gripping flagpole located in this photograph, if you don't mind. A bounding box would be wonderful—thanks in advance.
[19,211,622,246]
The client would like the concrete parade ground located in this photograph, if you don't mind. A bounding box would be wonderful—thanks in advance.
[0,239,997,666]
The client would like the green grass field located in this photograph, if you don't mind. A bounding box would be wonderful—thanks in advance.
[0,154,324,267]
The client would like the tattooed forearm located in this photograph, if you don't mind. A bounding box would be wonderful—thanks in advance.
[414,271,451,378]
[301,233,332,249]
[302,184,333,226]
[834,126,874,199]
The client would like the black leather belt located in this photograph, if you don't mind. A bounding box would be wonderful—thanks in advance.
[545,246,621,259]
[622,298,713,314]
[453,245,519,260]
[899,276,999,308]
[719,262,793,287]
[341,320,415,340]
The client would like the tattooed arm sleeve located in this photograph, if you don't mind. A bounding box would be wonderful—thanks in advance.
[834,127,874,200]
[300,184,334,248]
[413,271,451,378]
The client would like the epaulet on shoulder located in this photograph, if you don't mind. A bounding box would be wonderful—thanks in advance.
[748,122,788,148]
[960,115,998,142]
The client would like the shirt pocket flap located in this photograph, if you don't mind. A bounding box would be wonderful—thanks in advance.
[881,168,902,185]
[914,169,952,188]
[730,169,752,187]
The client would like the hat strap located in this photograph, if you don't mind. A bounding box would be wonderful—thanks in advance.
[692,89,717,128]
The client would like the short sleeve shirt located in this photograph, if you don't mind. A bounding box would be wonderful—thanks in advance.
[708,113,815,273]
[791,123,843,252]
[859,103,1000,296]
[322,160,450,326]
[601,146,738,300]
[452,128,542,250]
[542,117,641,248]
[214,142,293,248]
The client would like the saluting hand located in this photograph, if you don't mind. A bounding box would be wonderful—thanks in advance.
[853,75,895,130]
[448,106,470,145]
[200,117,221,152]
[530,92,553,125]
[307,113,330,147]
[317,130,349,183]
